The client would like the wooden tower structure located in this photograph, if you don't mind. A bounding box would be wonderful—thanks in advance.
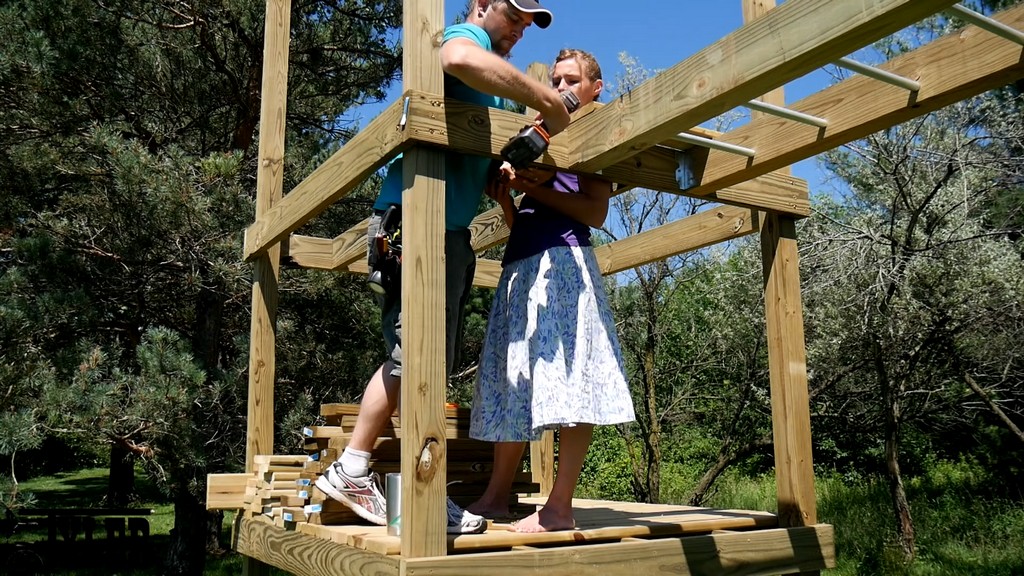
[207,0,1024,574]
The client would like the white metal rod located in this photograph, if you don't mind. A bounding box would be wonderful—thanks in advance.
[673,132,756,157]
[744,100,829,128]
[835,57,921,92]
[948,4,1024,45]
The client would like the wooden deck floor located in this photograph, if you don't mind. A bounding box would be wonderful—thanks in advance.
[235,498,835,575]
[297,497,779,555]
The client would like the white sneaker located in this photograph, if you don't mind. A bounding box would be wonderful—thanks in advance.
[315,463,386,525]
[446,498,486,534]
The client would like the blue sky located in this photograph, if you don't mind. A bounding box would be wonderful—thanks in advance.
[353,0,836,195]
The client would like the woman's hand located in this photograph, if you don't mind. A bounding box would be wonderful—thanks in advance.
[486,164,516,228]
[513,166,555,188]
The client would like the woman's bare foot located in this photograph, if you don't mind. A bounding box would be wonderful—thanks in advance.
[513,506,575,533]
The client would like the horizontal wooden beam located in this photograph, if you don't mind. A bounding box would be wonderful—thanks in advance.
[402,524,835,576]
[402,91,573,166]
[288,203,766,289]
[243,99,406,260]
[663,2,1024,197]
[569,0,959,173]
[284,235,334,270]
[402,93,810,216]
[469,173,802,263]
[263,2,1024,279]
[467,206,758,290]
[593,206,757,276]
[234,517,399,576]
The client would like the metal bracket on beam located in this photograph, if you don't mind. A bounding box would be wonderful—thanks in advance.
[675,150,695,191]
[947,4,1024,46]
[835,57,921,93]
[744,100,828,128]
[399,96,411,130]
[672,132,756,157]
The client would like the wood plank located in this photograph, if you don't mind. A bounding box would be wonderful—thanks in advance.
[254,455,308,466]
[234,517,399,576]
[284,164,797,282]
[468,204,759,290]
[602,156,810,216]
[403,92,810,216]
[324,511,779,557]
[301,425,472,440]
[242,99,406,260]
[283,234,334,270]
[529,431,555,497]
[399,0,447,559]
[206,473,250,510]
[402,524,835,576]
[402,92,570,169]
[245,0,289,492]
[321,403,470,420]
[743,0,789,179]
[604,3,1024,209]
[395,183,442,535]
[761,214,817,527]
[329,217,372,269]
[593,205,757,275]
[569,0,959,173]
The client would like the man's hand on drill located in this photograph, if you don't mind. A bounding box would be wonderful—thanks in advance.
[536,91,571,135]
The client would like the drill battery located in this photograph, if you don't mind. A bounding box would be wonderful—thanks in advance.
[500,91,580,169]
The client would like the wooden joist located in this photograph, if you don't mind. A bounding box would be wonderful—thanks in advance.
[243,100,407,260]
[570,0,959,173]
[604,3,1024,203]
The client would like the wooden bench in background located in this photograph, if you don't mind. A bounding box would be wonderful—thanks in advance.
[19,508,153,543]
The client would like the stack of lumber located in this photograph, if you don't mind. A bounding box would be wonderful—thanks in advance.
[304,404,538,516]
[207,403,539,527]
[207,455,359,529]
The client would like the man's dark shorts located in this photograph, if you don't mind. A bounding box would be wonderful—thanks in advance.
[368,211,476,378]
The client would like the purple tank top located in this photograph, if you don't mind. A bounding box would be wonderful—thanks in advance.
[502,172,592,266]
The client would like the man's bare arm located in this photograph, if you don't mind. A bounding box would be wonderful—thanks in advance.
[440,38,570,135]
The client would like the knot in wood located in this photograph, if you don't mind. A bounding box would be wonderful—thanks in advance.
[416,438,442,481]
[468,113,490,130]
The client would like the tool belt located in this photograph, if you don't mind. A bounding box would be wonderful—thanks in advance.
[368,204,402,296]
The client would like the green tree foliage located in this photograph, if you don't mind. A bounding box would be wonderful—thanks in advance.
[1,0,403,572]
[811,96,1024,560]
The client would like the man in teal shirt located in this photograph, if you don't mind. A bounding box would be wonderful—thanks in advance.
[317,0,571,534]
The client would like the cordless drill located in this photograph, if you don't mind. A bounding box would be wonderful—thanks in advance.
[500,91,580,169]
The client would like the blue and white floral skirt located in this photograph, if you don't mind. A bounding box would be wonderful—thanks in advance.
[470,245,636,442]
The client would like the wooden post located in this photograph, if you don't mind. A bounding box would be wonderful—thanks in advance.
[400,0,448,559]
[244,1,291,573]
[742,0,818,534]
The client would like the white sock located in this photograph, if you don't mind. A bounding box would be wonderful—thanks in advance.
[339,447,371,478]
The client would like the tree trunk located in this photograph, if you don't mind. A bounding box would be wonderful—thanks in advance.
[965,373,1024,445]
[192,280,224,374]
[206,510,225,553]
[164,487,208,576]
[877,346,916,562]
[642,335,661,504]
[107,444,136,506]
[885,421,915,562]
[689,437,772,506]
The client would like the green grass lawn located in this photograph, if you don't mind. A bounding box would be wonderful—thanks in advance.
[4,467,263,575]
[10,461,1022,575]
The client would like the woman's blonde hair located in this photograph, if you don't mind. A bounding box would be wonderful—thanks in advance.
[553,48,602,83]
